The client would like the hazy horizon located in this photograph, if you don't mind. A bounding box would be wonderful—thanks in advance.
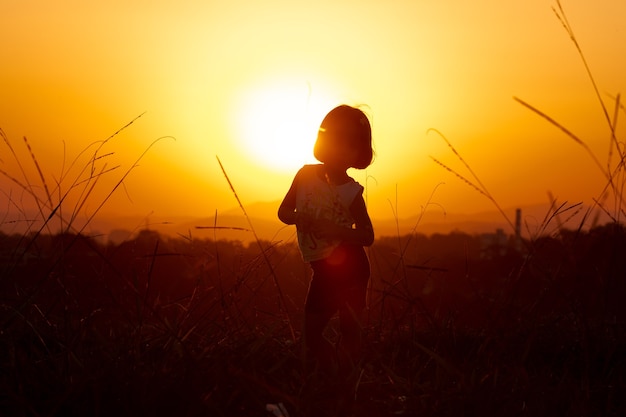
[2,197,614,244]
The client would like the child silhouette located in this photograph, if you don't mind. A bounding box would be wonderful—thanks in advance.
[278,105,374,415]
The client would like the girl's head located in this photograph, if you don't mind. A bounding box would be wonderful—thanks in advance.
[313,105,373,169]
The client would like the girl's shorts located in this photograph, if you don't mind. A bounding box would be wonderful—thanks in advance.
[305,244,370,316]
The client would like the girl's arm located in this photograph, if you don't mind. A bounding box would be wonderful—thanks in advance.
[345,193,375,246]
[278,170,316,231]
[278,176,298,225]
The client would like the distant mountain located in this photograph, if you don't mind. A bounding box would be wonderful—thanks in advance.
[91,211,296,245]
[220,200,282,219]
[3,200,613,244]
[379,201,612,238]
[106,201,607,244]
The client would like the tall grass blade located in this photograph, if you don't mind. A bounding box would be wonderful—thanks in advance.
[553,1,618,147]
[428,129,517,234]
[23,136,52,209]
[216,155,296,341]
[1,129,51,231]
[75,136,174,237]
[514,97,607,178]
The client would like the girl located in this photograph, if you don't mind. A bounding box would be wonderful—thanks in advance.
[278,105,374,413]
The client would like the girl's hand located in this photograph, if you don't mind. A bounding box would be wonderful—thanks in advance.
[312,218,343,240]
[294,212,315,233]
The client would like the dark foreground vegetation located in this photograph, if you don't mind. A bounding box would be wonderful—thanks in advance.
[1,223,625,417]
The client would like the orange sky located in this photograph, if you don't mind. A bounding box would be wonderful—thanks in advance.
[1,0,626,234]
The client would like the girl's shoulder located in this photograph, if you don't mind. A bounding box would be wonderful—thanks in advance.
[296,164,324,180]
[299,163,323,172]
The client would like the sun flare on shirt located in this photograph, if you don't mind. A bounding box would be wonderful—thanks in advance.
[233,80,338,172]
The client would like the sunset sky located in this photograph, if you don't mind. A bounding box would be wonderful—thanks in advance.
[1,0,625,234]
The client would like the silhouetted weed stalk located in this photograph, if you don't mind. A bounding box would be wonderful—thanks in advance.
[417,3,625,415]
[215,155,296,342]
[0,118,213,415]
[1,113,174,238]
[1,116,175,308]
[432,0,625,234]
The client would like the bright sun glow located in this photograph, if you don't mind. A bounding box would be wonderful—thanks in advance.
[234,80,338,172]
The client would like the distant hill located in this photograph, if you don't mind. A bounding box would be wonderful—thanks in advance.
[97,200,613,244]
[2,200,613,244]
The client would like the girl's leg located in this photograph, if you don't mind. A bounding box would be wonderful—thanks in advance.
[338,305,364,375]
[304,260,337,375]
[336,261,368,415]
[303,311,336,374]
[337,246,369,370]
[335,306,365,415]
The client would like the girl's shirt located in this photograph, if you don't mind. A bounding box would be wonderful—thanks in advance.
[295,164,364,262]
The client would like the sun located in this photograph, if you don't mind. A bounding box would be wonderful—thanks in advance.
[233,79,337,172]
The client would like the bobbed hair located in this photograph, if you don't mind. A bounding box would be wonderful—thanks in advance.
[313,105,374,169]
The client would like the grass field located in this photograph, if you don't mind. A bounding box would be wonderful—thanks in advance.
[1,213,625,416]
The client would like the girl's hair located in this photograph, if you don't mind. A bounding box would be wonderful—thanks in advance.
[313,105,374,169]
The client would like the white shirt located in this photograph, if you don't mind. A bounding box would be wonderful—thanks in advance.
[294,164,364,262]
